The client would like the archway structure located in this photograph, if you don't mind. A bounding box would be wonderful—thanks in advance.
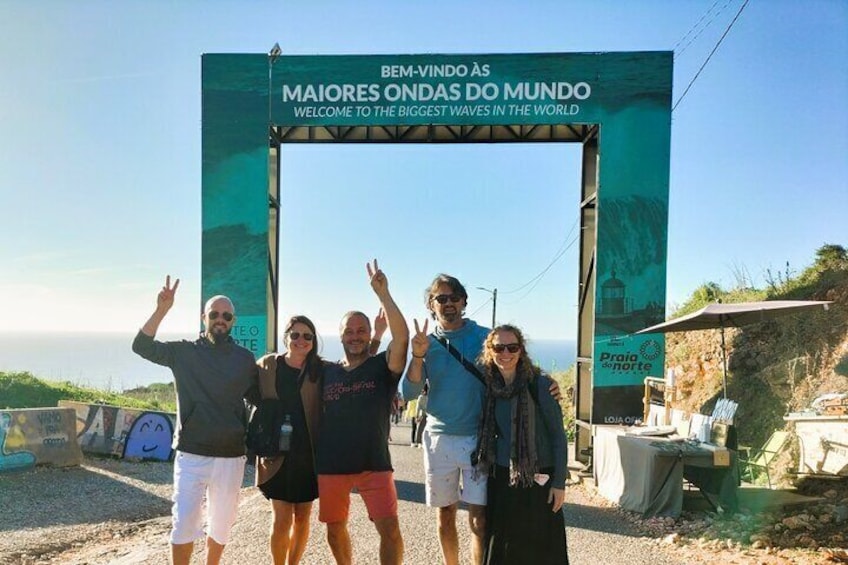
[201,52,672,460]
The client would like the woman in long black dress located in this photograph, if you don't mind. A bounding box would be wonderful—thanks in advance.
[255,316,324,565]
[474,324,569,564]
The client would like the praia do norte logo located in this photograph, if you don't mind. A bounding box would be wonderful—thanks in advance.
[599,338,661,373]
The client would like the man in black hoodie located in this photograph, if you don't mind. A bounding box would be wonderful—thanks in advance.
[132,276,257,565]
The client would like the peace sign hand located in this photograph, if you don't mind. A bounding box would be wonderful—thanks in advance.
[366,259,389,298]
[411,318,430,358]
[156,275,180,313]
[373,307,388,341]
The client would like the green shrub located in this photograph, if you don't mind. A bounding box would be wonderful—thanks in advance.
[0,371,174,412]
[551,367,576,442]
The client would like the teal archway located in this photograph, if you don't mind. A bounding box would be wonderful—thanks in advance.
[201,51,672,461]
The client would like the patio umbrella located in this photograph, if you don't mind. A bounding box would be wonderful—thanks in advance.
[635,300,832,397]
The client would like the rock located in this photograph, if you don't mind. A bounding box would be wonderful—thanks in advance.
[662,533,680,545]
[781,516,808,529]
[834,505,848,524]
[796,534,814,547]
[749,533,771,545]
[824,489,839,499]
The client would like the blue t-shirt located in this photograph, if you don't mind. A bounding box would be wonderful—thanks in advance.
[401,319,490,436]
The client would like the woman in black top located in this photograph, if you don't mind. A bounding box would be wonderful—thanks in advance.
[255,316,324,565]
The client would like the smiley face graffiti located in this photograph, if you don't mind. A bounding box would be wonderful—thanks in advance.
[122,412,174,461]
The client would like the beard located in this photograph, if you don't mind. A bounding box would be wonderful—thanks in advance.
[208,324,231,344]
[342,340,368,360]
[436,306,463,324]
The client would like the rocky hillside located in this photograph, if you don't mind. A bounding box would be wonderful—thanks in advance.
[665,244,848,486]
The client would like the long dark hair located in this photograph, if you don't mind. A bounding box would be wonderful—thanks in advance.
[283,315,323,383]
[477,324,540,384]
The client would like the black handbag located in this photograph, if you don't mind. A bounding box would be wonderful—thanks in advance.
[246,399,284,457]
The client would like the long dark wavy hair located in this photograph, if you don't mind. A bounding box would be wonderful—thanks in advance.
[477,324,540,384]
[283,315,324,383]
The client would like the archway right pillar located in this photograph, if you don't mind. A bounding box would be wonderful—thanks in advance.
[575,52,672,462]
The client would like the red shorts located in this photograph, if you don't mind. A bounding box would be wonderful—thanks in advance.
[318,471,398,523]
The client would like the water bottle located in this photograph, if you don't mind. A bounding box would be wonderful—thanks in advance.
[279,415,293,453]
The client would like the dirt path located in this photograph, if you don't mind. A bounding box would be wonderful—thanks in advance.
[2,428,838,564]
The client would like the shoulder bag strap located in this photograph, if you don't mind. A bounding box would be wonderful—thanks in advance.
[433,336,509,440]
[296,363,309,388]
[432,335,486,386]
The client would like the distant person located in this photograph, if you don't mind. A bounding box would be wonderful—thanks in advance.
[405,395,419,446]
[132,276,257,565]
[401,274,560,565]
[315,260,410,565]
[391,392,403,425]
[474,324,569,564]
[253,315,324,565]
[414,383,429,447]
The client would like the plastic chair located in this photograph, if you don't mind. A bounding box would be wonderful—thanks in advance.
[737,430,790,489]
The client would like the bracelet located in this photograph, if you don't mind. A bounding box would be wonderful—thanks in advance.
[412,353,425,359]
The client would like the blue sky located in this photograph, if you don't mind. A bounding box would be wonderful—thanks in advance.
[1,0,846,341]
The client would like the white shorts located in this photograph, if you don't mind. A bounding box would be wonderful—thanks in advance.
[170,451,246,545]
[422,430,487,508]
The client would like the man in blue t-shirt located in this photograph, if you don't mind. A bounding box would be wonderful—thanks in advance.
[401,274,490,565]
[316,260,409,565]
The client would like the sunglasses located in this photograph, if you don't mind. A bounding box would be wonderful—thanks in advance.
[288,332,314,342]
[492,343,521,353]
[432,294,463,305]
[208,311,234,322]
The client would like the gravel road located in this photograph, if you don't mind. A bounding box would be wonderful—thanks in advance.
[1,424,738,565]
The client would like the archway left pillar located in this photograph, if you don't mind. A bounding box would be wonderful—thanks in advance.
[201,53,278,356]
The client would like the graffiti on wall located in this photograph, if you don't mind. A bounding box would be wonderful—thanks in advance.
[0,411,36,472]
[60,401,175,461]
[0,408,82,471]
[123,411,174,460]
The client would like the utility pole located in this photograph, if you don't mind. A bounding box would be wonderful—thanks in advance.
[476,287,497,328]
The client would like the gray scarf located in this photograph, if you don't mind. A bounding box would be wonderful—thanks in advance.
[474,364,538,487]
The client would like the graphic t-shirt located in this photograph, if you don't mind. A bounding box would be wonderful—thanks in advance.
[316,352,398,474]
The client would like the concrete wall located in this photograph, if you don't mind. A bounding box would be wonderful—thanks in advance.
[59,401,176,462]
[0,407,82,472]
[786,414,848,476]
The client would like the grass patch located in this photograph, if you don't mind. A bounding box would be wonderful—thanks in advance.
[1,371,176,412]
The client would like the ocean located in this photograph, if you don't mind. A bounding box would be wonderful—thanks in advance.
[0,332,576,391]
